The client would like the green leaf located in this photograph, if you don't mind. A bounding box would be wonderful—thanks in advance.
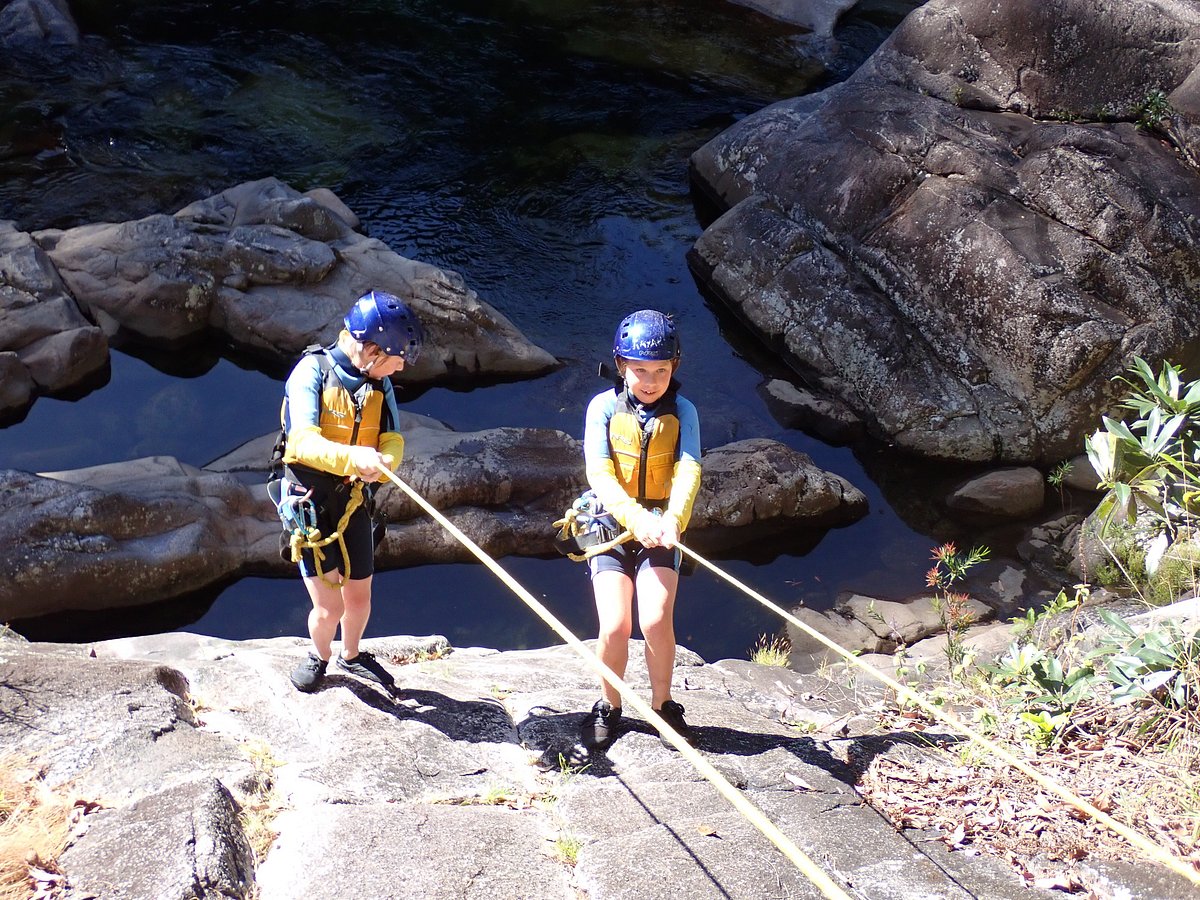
[1098,609,1137,636]
[1086,431,1118,482]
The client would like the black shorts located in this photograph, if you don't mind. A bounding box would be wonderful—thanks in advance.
[289,467,376,581]
[588,541,681,580]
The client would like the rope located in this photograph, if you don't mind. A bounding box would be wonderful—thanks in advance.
[675,542,1200,888]
[568,528,634,562]
[380,468,854,900]
[551,506,635,561]
[285,481,364,588]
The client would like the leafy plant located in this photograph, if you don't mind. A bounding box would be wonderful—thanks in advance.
[1046,459,1074,508]
[1086,357,1200,535]
[1010,585,1087,641]
[985,642,1100,747]
[926,542,989,673]
[1091,610,1200,709]
[1137,88,1173,131]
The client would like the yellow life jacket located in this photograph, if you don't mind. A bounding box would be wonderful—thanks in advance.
[608,388,680,503]
[316,367,385,449]
[279,349,390,474]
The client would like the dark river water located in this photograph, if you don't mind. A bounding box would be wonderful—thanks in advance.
[0,0,1047,663]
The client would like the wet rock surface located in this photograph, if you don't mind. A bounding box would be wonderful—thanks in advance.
[0,414,868,623]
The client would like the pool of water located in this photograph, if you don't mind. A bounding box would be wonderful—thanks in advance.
[0,0,1012,664]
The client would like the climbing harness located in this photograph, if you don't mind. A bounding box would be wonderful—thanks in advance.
[267,475,365,587]
[269,342,393,587]
[552,491,633,561]
[674,543,1200,890]
[382,467,853,900]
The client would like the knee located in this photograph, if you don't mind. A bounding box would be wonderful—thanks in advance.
[597,619,633,643]
[641,612,673,637]
[311,605,341,626]
[342,593,371,616]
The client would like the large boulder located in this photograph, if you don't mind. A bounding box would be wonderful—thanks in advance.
[689,0,1200,464]
[31,178,559,382]
[0,0,79,49]
[0,221,108,422]
[0,416,868,622]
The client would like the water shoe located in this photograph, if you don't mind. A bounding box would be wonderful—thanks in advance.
[291,653,328,693]
[655,699,695,749]
[336,650,395,686]
[580,699,622,749]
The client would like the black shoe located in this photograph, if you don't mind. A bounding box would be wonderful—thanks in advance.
[336,650,395,686]
[655,699,695,749]
[291,653,328,693]
[580,699,622,749]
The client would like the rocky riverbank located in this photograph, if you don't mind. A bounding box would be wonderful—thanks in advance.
[4,618,1195,899]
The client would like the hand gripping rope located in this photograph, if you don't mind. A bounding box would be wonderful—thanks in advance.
[674,543,1200,889]
[382,468,854,900]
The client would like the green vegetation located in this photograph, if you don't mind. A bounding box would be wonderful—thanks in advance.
[749,633,791,667]
[1086,357,1200,603]
[927,542,989,673]
[1047,458,1074,508]
[857,360,1200,881]
[551,831,583,865]
[1136,88,1174,131]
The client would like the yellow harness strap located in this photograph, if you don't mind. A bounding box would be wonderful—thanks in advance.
[284,481,365,587]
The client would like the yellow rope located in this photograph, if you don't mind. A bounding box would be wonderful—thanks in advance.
[285,481,364,588]
[675,542,1200,888]
[551,507,636,562]
[568,529,635,562]
[382,468,852,900]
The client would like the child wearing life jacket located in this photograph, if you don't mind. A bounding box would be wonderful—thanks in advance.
[579,309,702,749]
[279,290,423,693]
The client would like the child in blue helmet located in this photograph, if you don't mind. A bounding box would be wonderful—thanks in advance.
[279,290,424,693]
[579,309,703,749]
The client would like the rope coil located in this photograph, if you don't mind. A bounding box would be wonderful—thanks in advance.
[280,480,364,587]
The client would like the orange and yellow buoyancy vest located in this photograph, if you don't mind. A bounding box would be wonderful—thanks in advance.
[314,373,386,449]
[282,351,404,478]
[608,388,680,504]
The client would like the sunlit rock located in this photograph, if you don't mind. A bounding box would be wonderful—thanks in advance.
[690,0,1200,463]
[33,178,559,382]
[0,418,867,622]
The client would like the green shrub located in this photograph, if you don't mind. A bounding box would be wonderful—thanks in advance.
[1090,610,1200,709]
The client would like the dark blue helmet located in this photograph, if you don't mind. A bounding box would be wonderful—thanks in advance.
[345,290,424,363]
[612,309,679,362]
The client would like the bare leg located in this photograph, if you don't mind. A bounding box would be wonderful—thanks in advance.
[302,573,346,661]
[592,570,634,708]
[636,565,679,709]
[339,576,373,659]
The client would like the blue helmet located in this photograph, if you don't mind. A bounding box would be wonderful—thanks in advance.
[344,290,424,363]
[612,309,679,362]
